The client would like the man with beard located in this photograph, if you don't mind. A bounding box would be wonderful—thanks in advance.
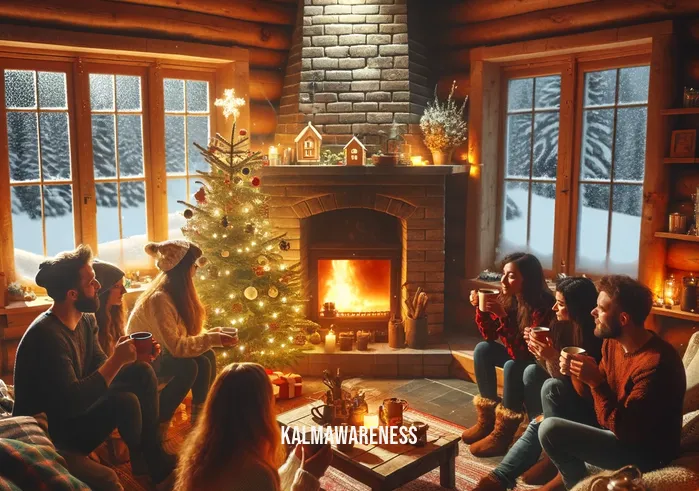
[12,245,175,489]
[537,275,686,490]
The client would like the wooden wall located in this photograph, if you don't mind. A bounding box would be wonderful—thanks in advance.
[0,0,298,149]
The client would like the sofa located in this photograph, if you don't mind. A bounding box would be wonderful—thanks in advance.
[573,331,699,490]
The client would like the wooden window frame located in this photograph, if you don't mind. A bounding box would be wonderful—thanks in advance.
[468,21,673,293]
[0,26,249,283]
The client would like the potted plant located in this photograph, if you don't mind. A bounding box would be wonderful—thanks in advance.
[420,81,468,165]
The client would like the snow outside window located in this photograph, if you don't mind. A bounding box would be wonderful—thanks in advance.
[5,69,75,281]
[163,78,210,239]
[576,66,649,276]
[498,75,561,270]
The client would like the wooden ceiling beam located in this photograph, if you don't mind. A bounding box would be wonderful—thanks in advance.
[249,47,288,69]
[440,0,699,48]
[0,0,291,50]
[437,0,599,25]
[107,0,296,26]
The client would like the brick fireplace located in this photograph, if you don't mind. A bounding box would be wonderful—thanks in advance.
[260,165,467,340]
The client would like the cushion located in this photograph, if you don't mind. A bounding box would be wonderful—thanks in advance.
[682,410,699,452]
[682,332,699,414]
[0,414,52,448]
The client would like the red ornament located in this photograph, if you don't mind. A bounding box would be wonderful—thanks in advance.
[194,187,206,204]
[239,129,248,136]
[251,176,261,187]
[269,322,279,330]
[231,303,243,313]
[224,179,230,185]
[254,266,265,277]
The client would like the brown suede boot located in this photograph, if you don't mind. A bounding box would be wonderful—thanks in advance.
[509,418,528,448]
[461,396,498,444]
[535,473,565,491]
[473,473,506,491]
[522,453,558,485]
[469,404,524,458]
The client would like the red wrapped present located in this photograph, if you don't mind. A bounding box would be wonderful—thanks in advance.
[266,370,302,399]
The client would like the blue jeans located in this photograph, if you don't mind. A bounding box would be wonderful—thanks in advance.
[492,419,543,488]
[473,341,536,412]
[538,378,657,489]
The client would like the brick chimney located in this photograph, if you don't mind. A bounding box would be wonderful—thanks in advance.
[274,0,432,157]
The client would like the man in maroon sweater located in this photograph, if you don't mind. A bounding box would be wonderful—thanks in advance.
[538,275,686,489]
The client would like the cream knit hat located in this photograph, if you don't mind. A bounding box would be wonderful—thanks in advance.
[144,240,206,272]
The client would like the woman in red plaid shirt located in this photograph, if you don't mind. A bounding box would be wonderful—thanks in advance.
[461,253,555,457]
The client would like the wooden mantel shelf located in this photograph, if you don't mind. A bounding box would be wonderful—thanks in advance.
[663,158,699,164]
[660,108,699,116]
[0,296,53,315]
[654,232,699,242]
[260,165,468,177]
[652,306,699,322]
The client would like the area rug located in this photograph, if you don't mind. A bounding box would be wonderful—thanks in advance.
[318,409,533,491]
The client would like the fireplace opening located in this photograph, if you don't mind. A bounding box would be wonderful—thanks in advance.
[303,208,402,331]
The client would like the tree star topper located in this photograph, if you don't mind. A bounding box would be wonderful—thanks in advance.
[214,88,246,121]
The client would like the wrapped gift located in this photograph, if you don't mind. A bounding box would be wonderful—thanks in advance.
[266,370,302,399]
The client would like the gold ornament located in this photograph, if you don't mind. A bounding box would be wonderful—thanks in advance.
[221,250,230,258]
[244,286,258,300]
[268,286,279,298]
[257,256,268,266]
[310,331,321,344]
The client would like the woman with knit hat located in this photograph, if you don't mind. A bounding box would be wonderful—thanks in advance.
[93,260,129,356]
[127,240,237,423]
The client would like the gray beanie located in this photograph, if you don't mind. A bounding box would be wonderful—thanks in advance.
[93,260,125,297]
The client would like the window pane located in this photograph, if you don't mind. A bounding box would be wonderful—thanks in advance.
[534,76,560,109]
[5,70,36,109]
[11,185,42,254]
[576,183,610,273]
[584,69,616,107]
[167,178,187,239]
[499,181,529,257]
[533,112,558,179]
[507,78,532,111]
[116,75,141,112]
[92,114,117,178]
[165,115,186,173]
[89,74,114,111]
[39,112,71,181]
[38,72,67,109]
[187,115,210,174]
[506,114,531,178]
[530,182,555,269]
[580,109,613,181]
[95,182,120,243]
[609,184,642,275]
[117,114,144,177]
[120,181,147,268]
[8,111,40,182]
[613,107,647,182]
[164,78,185,112]
[186,80,209,113]
[618,66,650,105]
[43,185,74,256]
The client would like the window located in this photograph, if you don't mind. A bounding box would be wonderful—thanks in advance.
[5,68,76,280]
[497,59,650,277]
[164,78,211,239]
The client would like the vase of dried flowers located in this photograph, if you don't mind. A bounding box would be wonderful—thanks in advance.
[420,81,468,165]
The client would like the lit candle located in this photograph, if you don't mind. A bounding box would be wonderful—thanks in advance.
[268,146,278,166]
[664,275,677,309]
[410,156,425,166]
[324,329,336,353]
[363,413,380,428]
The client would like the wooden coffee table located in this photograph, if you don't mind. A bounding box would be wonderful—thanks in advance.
[278,400,460,491]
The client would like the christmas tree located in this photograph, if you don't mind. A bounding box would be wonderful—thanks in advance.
[178,88,317,367]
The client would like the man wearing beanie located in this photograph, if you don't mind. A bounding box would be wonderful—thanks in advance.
[12,245,175,489]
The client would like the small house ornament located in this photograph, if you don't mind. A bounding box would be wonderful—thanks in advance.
[344,136,367,166]
[294,121,322,163]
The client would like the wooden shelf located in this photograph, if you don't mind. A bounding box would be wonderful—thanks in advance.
[652,306,699,322]
[663,157,699,164]
[661,108,699,116]
[654,232,699,242]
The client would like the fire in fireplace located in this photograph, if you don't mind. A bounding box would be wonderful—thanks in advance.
[318,259,391,318]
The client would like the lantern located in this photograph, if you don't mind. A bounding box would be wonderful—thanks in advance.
[663,275,679,309]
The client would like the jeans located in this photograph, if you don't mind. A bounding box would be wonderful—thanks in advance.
[523,363,550,419]
[538,378,656,489]
[58,448,124,491]
[492,419,543,489]
[157,349,216,411]
[473,341,535,411]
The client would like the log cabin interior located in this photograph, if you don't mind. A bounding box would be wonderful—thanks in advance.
[1,1,699,490]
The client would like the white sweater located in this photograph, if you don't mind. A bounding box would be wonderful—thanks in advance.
[126,291,223,358]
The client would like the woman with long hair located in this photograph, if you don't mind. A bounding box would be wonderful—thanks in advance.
[93,260,128,356]
[175,363,331,491]
[127,240,237,424]
[473,276,603,491]
[461,253,555,457]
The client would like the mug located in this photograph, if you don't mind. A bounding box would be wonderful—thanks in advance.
[411,421,430,447]
[129,332,153,362]
[379,398,409,427]
[560,346,586,375]
[311,404,335,425]
[478,289,500,312]
[530,326,550,341]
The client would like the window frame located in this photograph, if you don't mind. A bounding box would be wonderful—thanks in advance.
[0,31,246,283]
[495,50,652,279]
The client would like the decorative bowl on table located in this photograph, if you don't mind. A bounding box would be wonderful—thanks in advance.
[371,154,399,166]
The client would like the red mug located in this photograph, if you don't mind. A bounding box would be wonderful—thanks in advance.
[129,332,153,362]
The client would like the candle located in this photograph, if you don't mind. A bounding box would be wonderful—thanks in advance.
[363,413,379,428]
[411,156,425,166]
[324,329,336,353]
[268,146,278,166]
[664,275,677,309]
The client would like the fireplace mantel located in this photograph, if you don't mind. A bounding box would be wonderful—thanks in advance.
[260,165,467,177]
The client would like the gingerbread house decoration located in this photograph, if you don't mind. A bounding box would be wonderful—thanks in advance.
[294,122,322,163]
[343,136,367,166]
